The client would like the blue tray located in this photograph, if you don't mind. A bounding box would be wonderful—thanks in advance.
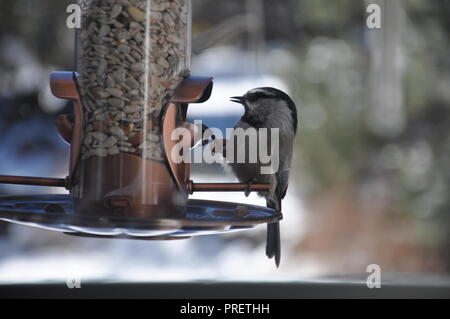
[0,195,281,240]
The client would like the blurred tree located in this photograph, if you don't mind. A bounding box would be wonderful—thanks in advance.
[277,0,450,271]
[0,0,74,67]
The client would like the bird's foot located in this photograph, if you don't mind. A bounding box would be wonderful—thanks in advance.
[244,181,255,197]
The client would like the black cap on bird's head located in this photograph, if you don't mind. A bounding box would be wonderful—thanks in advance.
[230,87,298,133]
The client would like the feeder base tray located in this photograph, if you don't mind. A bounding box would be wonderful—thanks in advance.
[0,195,281,240]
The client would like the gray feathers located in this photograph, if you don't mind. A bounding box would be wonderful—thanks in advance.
[228,87,298,267]
[229,87,296,198]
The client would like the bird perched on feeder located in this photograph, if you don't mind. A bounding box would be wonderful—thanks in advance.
[227,87,298,267]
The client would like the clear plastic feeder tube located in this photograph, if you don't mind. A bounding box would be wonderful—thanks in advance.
[73,0,192,217]
[77,0,191,161]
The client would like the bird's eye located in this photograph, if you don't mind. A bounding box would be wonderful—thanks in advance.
[246,94,257,102]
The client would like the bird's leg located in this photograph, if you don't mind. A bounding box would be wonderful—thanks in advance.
[244,180,255,197]
[201,124,216,146]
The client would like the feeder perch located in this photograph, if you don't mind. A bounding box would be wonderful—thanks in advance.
[0,0,281,241]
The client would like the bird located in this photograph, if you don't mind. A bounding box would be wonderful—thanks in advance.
[228,87,298,267]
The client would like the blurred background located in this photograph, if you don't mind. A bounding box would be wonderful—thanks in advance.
[0,0,449,284]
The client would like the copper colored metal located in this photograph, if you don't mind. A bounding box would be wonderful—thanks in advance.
[46,74,217,219]
[55,114,73,144]
[163,104,202,191]
[186,180,271,195]
[0,175,68,188]
[50,72,79,100]
[50,71,84,179]
[72,153,185,218]
[163,103,186,191]
[162,76,214,190]
[172,76,214,104]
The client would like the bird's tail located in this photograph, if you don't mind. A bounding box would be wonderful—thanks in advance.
[266,199,281,267]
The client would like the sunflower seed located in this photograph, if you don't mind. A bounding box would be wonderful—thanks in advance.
[105,88,123,98]
[77,0,190,160]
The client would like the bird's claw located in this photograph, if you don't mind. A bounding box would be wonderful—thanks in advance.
[244,181,254,197]
[201,124,216,146]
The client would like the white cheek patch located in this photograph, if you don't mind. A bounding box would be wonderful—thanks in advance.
[246,102,257,110]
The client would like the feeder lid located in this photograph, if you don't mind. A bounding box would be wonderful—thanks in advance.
[172,76,213,104]
[0,195,281,240]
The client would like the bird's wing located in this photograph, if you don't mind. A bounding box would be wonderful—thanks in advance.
[275,168,290,201]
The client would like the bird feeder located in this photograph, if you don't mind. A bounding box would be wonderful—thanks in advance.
[0,0,281,241]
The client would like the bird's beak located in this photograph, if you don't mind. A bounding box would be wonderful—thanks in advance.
[230,96,245,105]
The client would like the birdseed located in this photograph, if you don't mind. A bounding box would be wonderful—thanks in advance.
[77,0,190,161]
